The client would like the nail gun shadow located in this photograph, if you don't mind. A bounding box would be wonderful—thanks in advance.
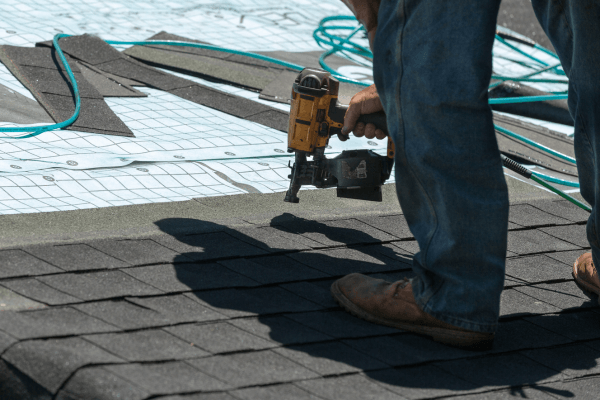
[154,216,586,398]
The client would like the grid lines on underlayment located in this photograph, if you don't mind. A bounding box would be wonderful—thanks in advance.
[0,157,298,214]
[0,0,352,51]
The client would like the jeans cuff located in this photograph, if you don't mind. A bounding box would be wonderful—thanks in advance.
[412,276,498,334]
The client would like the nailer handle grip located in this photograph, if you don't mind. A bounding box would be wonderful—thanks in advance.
[333,103,394,160]
[356,111,388,136]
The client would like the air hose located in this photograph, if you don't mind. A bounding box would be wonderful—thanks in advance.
[501,154,590,212]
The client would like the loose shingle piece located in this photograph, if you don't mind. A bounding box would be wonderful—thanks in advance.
[0,44,134,137]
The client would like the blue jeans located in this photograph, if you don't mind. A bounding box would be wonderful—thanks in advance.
[372,0,600,333]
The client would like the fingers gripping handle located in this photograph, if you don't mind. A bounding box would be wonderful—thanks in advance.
[333,103,394,160]
[356,111,388,135]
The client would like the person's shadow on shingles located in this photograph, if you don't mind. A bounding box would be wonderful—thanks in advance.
[154,217,592,398]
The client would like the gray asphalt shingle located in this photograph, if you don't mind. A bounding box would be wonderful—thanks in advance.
[24,243,127,271]
[531,199,590,223]
[89,239,184,265]
[219,255,327,284]
[509,203,572,227]
[0,307,116,339]
[105,361,228,394]
[295,374,406,400]
[505,254,573,283]
[37,270,163,301]
[286,310,397,339]
[540,224,590,248]
[526,311,600,341]
[165,321,274,354]
[188,350,318,387]
[515,281,593,310]
[0,249,61,278]
[356,214,413,239]
[288,248,403,277]
[73,299,175,330]
[153,232,266,262]
[2,337,123,393]
[507,229,580,255]
[434,353,561,389]
[83,329,208,362]
[228,315,332,345]
[273,341,388,375]
[56,367,150,400]
[127,294,227,324]
[500,288,561,318]
[123,262,258,292]
[0,278,80,305]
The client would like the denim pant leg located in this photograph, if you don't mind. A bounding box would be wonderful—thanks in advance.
[372,0,508,333]
[531,0,600,266]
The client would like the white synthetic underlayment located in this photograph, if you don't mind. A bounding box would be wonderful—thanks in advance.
[0,0,573,215]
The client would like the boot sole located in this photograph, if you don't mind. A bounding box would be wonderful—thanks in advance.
[331,280,494,351]
[573,256,600,305]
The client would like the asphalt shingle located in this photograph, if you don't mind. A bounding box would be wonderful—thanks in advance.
[509,203,572,227]
[0,330,16,354]
[515,281,594,310]
[356,214,413,240]
[295,374,406,400]
[0,249,61,278]
[435,353,561,389]
[2,337,123,393]
[500,288,561,318]
[531,199,590,223]
[188,350,318,387]
[0,307,116,339]
[219,255,326,285]
[37,270,162,301]
[105,361,227,395]
[273,341,388,375]
[83,329,208,362]
[540,224,590,248]
[152,232,266,262]
[73,299,174,330]
[0,278,80,305]
[123,262,257,292]
[342,334,472,366]
[286,310,397,339]
[490,319,571,353]
[165,321,274,354]
[232,383,320,400]
[288,248,403,277]
[523,343,600,377]
[279,280,338,309]
[227,226,322,252]
[505,254,573,283]
[56,367,150,400]
[127,294,227,324]
[190,286,321,318]
[23,243,127,271]
[507,229,580,255]
[526,311,600,341]
[369,366,476,399]
[228,315,332,345]
[89,239,184,265]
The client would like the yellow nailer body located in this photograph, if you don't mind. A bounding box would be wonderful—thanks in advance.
[284,68,394,203]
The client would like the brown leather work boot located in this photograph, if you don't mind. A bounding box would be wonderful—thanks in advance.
[573,252,600,304]
[331,273,494,350]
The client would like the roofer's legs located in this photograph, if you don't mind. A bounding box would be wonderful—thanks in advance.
[531,0,600,301]
[332,0,507,347]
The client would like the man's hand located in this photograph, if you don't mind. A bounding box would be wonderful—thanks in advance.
[340,84,386,141]
[340,0,381,49]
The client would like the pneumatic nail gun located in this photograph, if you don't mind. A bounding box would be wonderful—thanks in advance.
[284,68,395,203]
